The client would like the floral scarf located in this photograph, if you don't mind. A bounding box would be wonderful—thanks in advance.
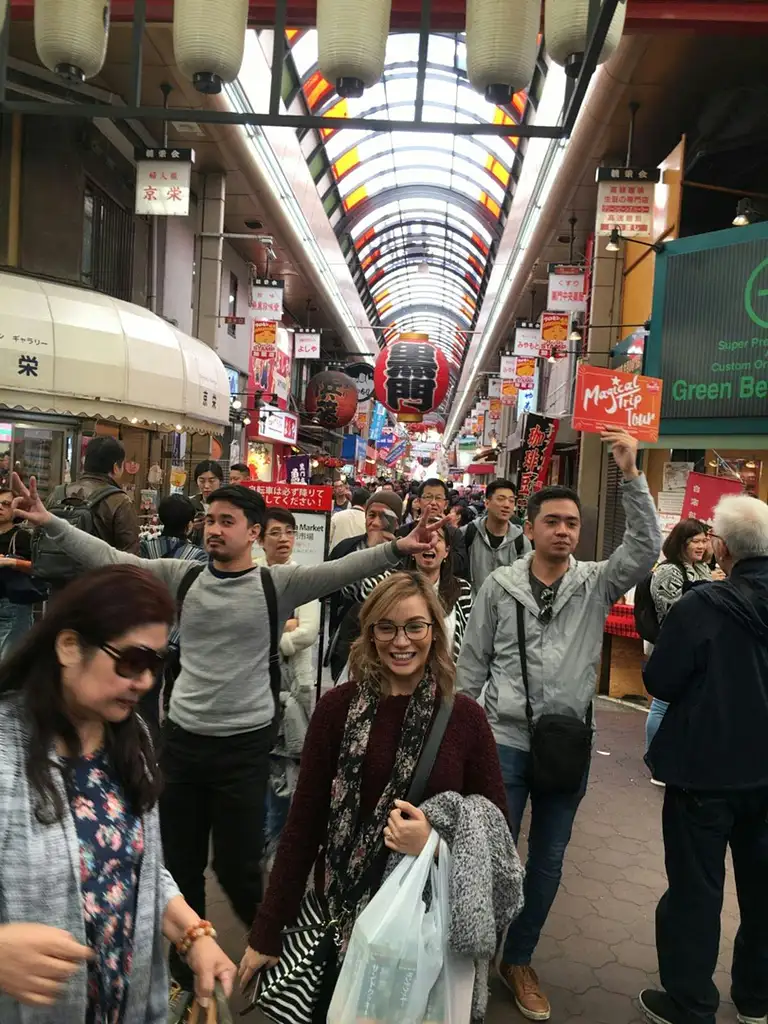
[324,672,437,945]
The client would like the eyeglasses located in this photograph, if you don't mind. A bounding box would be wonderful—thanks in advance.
[371,620,433,642]
[265,528,295,539]
[101,644,166,680]
[0,499,12,509]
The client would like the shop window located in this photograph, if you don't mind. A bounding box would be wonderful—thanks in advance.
[228,272,239,337]
[81,182,135,302]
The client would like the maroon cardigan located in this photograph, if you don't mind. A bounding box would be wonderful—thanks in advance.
[250,682,507,955]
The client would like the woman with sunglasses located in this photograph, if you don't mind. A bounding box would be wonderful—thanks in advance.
[0,565,236,1024]
[239,572,507,1014]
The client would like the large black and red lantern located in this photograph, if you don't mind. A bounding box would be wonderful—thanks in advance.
[373,333,450,424]
[304,370,358,428]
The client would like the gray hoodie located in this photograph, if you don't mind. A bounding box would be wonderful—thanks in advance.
[460,515,531,595]
[457,475,661,750]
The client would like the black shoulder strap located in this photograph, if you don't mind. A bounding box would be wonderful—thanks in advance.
[260,567,282,723]
[465,520,476,549]
[86,484,124,509]
[176,563,205,617]
[515,532,525,557]
[406,697,455,807]
[515,600,535,737]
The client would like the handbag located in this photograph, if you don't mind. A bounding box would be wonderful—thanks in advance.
[250,696,455,1024]
[516,600,592,795]
[0,531,49,605]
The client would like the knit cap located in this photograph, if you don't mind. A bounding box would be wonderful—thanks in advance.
[366,489,404,521]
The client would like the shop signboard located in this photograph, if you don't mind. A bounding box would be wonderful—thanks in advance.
[572,364,663,442]
[516,414,560,519]
[346,361,376,402]
[501,379,518,406]
[547,265,587,313]
[513,358,537,389]
[500,355,517,379]
[286,455,310,485]
[488,377,501,399]
[369,402,387,443]
[385,439,408,466]
[134,148,194,217]
[595,167,661,239]
[513,322,542,358]
[253,320,277,355]
[294,330,321,359]
[253,405,298,445]
[488,397,502,420]
[250,278,284,321]
[680,472,743,525]
[540,312,569,358]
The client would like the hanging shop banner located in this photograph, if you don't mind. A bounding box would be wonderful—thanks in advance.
[294,330,321,359]
[385,439,409,466]
[249,337,291,410]
[369,401,387,443]
[513,358,537,389]
[547,265,587,313]
[286,455,310,485]
[501,379,518,406]
[488,397,502,420]
[243,481,332,513]
[595,167,661,240]
[488,376,501,399]
[346,361,376,403]
[253,320,277,356]
[500,355,517,379]
[513,322,542,359]
[540,312,569,357]
[516,414,560,519]
[572,364,663,442]
[681,471,743,525]
[134,148,194,217]
[250,278,285,321]
[354,400,371,438]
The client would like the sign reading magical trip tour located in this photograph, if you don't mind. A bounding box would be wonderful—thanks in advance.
[373,333,450,423]
[572,365,664,442]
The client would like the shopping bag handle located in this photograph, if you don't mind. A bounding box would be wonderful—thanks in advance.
[188,1002,216,1024]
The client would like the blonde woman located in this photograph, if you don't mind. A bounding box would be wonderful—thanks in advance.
[239,572,507,1015]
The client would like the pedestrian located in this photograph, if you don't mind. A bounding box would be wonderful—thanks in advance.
[238,572,514,1021]
[461,478,531,595]
[640,494,768,1024]
[188,460,223,546]
[0,487,36,660]
[456,429,661,1021]
[447,500,475,529]
[228,463,251,484]
[329,487,370,552]
[332,478,351,514]
[11,474,445,1006]
[0,565,235,1023]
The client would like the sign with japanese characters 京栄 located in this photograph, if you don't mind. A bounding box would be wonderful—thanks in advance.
[250,278,284,321]
[134,148,194,217]
[596,167,661,240]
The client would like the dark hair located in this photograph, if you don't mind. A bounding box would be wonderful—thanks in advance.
[450,502,475,528]
[486,478,517,500]
[418,478,449,499]
[230,463,250,476]
[662,518,708,564]
[264,507,296,531]
[83,436,125,476]
[158,494,197,537]
[527,485,582,523]
[405,522,462,613]
[208,484,265,527]
[194,459,224,482]
[0,565,175,823]
[351,487,371,507]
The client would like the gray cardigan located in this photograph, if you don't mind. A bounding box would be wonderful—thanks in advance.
[0,695,180,1024]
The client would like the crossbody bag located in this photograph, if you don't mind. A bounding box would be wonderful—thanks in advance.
[516,600,592,795]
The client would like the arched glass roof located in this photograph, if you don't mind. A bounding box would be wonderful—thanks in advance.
[286,29,544,397]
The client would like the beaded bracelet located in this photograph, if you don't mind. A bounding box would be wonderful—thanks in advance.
[176,920,217,958]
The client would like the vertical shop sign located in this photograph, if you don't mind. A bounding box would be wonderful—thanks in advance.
[134,148,194,217]
[286,455,310,485]
[488,377,501,399]
[513,358,537,389]
[250,278,285,320]
[547,265,587,312]
[513,322,542,358]
[596,167,661,239]
[500,355,517,379]
[516,414,560,518]
[540,312,569,359]
[369,402,387,443]
[501,379,518,406]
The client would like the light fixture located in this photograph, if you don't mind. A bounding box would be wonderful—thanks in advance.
[243,415,251,426]
[34,0,110,82]
[466,0,539,104]
[745,460,756,469]
[548,349,557,364]
[569,323,583,342]
[606,227,621,252]
[130,417,138,424]
[317,0,392,98]
[231,398,242,410]
[175,423,183,431]
[311,459,320,468]
[606,226,665,254]
[173,0,249,94]
[731,198,768,227]
[545,0,627,78]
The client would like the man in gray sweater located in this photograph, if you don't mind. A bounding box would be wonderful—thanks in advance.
[12,475,443,995]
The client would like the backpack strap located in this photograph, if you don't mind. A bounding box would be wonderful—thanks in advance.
[514,532,525,557]
[84,484,124,508]
[176,563,205,620]
[464,520,476,549]
[405,697,455,806]
[259,567,282,725]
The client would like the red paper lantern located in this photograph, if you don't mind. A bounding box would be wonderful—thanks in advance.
[305,370,358,428]
[373,333,450,424]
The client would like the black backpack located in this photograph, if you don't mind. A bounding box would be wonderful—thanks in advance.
[32,484,124,582]
[633,563,686,644]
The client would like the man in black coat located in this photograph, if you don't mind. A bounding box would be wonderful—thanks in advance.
[639,494,768,1024]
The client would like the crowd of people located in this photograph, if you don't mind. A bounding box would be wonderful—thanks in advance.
[0,429,767,1024]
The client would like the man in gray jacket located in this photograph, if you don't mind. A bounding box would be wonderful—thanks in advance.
[457,429,661,1021]
[461,478,531,594]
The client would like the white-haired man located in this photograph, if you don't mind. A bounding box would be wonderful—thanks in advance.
[640,494,768,1024]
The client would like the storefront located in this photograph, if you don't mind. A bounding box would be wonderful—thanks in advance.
[246,404,299,483]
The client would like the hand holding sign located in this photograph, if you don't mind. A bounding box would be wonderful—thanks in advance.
[602,429,640,481]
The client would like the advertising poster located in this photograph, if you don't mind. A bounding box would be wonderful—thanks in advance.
[681,472,743,525]
[252,320,278,355]
[513,358,537,389]
[501,379,518,406]
[488,397,502,420]
[572,365,663,442]
[516,414,560,519]
[540,312,569,358]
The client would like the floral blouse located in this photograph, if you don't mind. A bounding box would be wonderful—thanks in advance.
[65,750,144,1024]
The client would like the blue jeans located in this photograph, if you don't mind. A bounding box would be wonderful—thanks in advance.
[498,743,589,965]
[0,599,34,662]
[646,697,670,752]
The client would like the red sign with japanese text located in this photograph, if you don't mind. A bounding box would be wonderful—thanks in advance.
[572,365,663,442]
[242,482,332,513]
[516,414,560,518]
[681,472,743,525]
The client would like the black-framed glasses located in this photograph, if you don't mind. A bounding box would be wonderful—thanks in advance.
[538,587,556,624]
[371,620,433,642]
[101,644,166,679]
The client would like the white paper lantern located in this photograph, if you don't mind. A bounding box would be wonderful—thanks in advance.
[466,0,539,105]
[317,0,392,98]
[545,0,627,74]
[173,0,249,95]
[34,0,110,82]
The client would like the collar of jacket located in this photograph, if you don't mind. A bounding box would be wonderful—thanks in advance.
[474,514,523,549]
[488,551,589,618]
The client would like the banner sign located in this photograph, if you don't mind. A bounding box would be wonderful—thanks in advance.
[253,320,277,356]
[488,397,502,420]
[488,376,501,399]
[252,405,298,444]
[294,330,320,359]
[501,379,518,406]
[513,323,542,358]
[385,439,409,465]
[369,402,387,443]
[540,312,569,358]
[681,472,743,525]
[243,482,332,513]
[573,365,663,442]
[134,149,193,217]
[250,278,284,320]
[516,414,560,518]
[513,357,537,389]
[286,455,310,485]
[547,265,587,313]
[500,355,517,379]
[346,361,376,402]
[595,167,660,240]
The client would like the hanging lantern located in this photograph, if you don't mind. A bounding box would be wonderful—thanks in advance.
[173,0,249,95]
[305,371,359,429]
[373,334,450,425]
[34,0,110,83]
[545,0,627,77]
[466,0,539,105]
[317,0,392,99]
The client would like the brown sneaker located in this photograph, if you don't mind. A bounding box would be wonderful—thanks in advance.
[498,963,552,1021]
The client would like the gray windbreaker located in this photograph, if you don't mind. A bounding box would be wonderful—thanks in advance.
[457,475,661,750]
[461,515,532,595]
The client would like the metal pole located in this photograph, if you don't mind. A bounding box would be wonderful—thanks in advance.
[129,0,146,108]
[561,0,621,136]
[269,0,288,117]
[625,100,639,167]
[0,0,9,105]
[414,0,432,124]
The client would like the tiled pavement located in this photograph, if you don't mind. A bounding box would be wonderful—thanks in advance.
[206,698,741,1022]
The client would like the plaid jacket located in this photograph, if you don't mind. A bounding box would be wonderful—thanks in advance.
[0,695,179,1024]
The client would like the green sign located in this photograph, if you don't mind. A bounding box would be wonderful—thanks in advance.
[648,222,768,424]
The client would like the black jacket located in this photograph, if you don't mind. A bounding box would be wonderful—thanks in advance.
[645,556,768,791]
[327,532,367,635]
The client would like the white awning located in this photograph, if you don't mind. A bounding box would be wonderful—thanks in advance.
[0,271,230,434]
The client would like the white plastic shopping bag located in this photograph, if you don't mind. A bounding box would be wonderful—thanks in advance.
[327,829,443,1024]
[422,839,475,1024]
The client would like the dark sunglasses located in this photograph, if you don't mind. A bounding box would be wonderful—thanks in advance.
[539,587,555,624]
[101,643,166,679]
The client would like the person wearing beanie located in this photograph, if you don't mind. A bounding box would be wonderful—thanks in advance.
[329,487,371,553]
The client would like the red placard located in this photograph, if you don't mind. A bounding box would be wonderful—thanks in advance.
[572,365,663,442]
[242,482,333,512]
[516,414,560,518]
[681,472,743,525]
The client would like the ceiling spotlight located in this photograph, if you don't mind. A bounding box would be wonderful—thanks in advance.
[175,423,182,432]
[231,398,242,410]
[569,324,583,343]
[243,415,252,426]
[606,227,621,252]
[130,417,138,424]
[547,349,557,364]
[733,198,753,227]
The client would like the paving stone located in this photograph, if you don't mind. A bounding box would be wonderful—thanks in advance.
[569,987,642,1023]
[543,911,580,940]
[578,858,627,884]
[595,961,655,997]
[598,896,646,924]
[605,834,647,855]
[610,938,659,973]
[579,914,632,945]
[609,879,659,906]
[621,864,668,890]
[561,873,614,901]
[552,892,599,920]
[559,935,617,968]
[536,957,600,994]
[592,844,634,868]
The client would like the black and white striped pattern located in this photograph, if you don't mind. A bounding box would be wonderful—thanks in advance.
[255,890,336,1024]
